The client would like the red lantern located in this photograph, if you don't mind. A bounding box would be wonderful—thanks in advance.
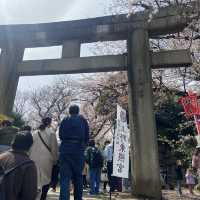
[179,91,199,117]
[180,91,200,136]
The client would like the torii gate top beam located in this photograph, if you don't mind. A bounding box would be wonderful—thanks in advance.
[0,3,196,48]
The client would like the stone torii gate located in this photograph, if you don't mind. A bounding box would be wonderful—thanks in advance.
[0,3,195,199]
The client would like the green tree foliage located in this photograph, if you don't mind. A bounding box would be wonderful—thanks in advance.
[10,112,25,128]
[0,112,24,146]
[90,72,197,166]
[155,92,197,166]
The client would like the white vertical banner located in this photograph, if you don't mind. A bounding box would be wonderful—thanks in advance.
[113,104,130,178]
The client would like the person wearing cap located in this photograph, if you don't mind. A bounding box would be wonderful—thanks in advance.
[0,131,37,200]
[59,105,89,200]
[30,117,58,200]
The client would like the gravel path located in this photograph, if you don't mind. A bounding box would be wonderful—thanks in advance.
[47,190,200,200]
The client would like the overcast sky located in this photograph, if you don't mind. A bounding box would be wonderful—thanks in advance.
[0,0,109,91]
[0,0,107,24]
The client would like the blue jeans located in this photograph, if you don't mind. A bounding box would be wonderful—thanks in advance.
[177,180,182,195]
[59,154,84,200]
[89,168,101,194]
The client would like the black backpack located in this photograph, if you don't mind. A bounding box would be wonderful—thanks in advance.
[87,147,103,168]
[0,160,33,200]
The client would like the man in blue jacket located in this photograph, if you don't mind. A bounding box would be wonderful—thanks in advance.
[59,105,89,200]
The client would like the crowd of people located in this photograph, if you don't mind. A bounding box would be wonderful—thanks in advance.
[175,148,200,196]
[2,104,200,200]
[0,105,123,200]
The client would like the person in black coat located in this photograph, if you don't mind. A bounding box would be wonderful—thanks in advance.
[175,160,183,196]
[59,105,89,200]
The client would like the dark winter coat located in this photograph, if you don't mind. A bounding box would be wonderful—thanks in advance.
[175,165,183,180]
[59,115,89,155]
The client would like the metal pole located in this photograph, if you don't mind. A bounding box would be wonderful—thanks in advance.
[110,120,116,200]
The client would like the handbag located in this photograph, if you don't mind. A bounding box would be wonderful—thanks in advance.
[101,171,108,182]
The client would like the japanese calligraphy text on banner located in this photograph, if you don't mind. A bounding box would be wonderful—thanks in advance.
[113,105,130,178]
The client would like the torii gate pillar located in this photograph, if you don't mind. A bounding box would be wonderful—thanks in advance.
[0,46,24,115]
[127,28,161,199]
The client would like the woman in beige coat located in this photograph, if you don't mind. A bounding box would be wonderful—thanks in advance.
[30,117,58,200]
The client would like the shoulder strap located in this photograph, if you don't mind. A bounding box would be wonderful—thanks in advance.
[38,131,52,153]
[94,147,99,153]
[4,160,33,176]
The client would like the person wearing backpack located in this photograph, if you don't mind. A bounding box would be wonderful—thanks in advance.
[0,131,37,200]
[86,139,104,195]
[59,105,89,200]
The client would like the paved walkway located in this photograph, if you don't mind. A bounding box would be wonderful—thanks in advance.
[47,190,200,200]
